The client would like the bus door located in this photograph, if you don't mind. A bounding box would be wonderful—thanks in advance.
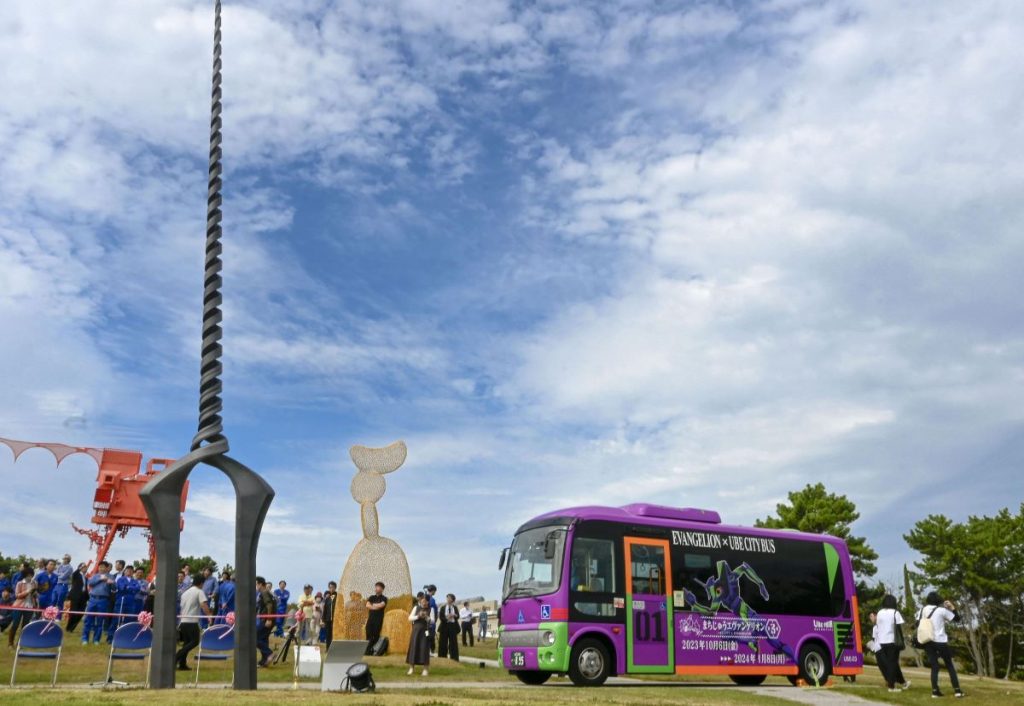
[624,537,674,673]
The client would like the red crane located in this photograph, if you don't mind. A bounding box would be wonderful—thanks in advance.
[0,436,188,579]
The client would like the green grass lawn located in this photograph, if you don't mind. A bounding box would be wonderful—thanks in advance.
[0,633,515,686]
[4,635,1024,705]
[0,686,798,706]
[833,665,1024,705]
[456,642,499,661]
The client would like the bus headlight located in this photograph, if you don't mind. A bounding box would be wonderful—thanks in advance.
[541,630,555,646]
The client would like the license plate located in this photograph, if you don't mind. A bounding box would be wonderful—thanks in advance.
[510,650,525,667]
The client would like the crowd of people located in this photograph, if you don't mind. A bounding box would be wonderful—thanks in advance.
[866,591,964,698]
[0,555,972,692]
[403,584,489,677]
[1,556,491,677]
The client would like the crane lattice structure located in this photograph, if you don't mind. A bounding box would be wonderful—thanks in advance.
[0,436,186,578]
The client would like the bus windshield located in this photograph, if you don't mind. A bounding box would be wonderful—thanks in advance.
[503,526,566,599]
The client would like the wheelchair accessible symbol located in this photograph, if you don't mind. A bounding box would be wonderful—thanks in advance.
[540,604,551,620]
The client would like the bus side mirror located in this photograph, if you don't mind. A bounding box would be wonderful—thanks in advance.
[544,532,558,559]
[498,547,508,571]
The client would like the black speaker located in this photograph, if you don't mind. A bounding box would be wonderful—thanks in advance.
[369,636,389,656]
[343,662,375,693]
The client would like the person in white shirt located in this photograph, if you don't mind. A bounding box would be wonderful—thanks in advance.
[918,592,963,698]
[875,594,910,692]
[176,575,212,670]
[866,612,886,679]
[459,601,475,647]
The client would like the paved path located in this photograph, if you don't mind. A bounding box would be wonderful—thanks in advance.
[459,655,501,668]
[751,685,878,705]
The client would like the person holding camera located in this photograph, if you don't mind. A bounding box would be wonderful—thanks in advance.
[6,563,37,647]
[406,592,432,676]
[918,592,964,698]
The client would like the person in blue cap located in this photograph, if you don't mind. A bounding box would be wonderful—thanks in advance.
[111,565,139,637]
[83,561,116,645]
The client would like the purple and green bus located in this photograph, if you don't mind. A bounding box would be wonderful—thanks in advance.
[497,503,863,687]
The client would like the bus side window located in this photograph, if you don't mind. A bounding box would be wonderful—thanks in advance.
[571,538,616,593]
[674,553,712,608]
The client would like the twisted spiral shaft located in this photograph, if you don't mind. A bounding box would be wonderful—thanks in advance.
[192,0,228,452]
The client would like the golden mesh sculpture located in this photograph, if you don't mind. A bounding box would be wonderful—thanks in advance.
[334,441,413,651]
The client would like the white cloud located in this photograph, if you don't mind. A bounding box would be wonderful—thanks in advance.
[3,0,1022,600]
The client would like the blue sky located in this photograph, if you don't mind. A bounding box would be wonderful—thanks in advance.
[2,0,1023,600]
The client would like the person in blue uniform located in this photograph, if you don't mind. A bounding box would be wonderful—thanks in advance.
[35,560,57,610]
[83,561,116,645]
[0,567,12,597]
[201,567,218,628]
[217,571,236,621]
[426,585,439,654]
[112,566,138,635]
[0,565,12,598]
[53,555,74,618]
[133,567,148,616]
[273,580,290,637]
[106,560,126,639]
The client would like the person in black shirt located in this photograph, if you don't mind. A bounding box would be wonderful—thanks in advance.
[438,593,460,661]
[65,564,89,633]
[364,582,387,654]
[323,581,338,648]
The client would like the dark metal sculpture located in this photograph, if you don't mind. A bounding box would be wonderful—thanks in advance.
[140,0,274,690]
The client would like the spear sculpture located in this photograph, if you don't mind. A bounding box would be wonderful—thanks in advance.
[140,0,274,690]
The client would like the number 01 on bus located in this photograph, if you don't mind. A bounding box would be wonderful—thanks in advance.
[497,503,863,687]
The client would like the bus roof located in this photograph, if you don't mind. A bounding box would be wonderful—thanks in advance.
[520,503,848,549]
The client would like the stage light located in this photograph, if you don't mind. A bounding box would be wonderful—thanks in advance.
[343,662,375,692]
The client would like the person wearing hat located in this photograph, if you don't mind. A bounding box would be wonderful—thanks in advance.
[298,584,316,644]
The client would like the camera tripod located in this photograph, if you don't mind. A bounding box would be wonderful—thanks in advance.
[273,624,298,665]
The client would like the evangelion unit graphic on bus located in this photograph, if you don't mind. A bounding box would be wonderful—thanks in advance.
[497,504,862,687]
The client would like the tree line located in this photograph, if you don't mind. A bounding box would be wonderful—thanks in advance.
[757,482,1024,680]
[0,553,229,580]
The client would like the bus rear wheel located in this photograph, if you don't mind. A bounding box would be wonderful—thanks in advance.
[729,674,767,686]
[568,637,610,686]
[797,643,831,686]
[515,670,551,685]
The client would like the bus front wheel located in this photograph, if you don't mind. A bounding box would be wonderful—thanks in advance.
[729,674,767,686]
[515,670,552,685]
[568,638,610,686]
[797,643,832,686]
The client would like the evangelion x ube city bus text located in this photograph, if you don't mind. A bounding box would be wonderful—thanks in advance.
[497,503,863,686]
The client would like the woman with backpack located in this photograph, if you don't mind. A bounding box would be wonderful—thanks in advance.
[876,594,911,692]
[917,592,964,698]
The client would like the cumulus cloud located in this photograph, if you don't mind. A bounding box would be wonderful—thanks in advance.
[2,0,1021,595]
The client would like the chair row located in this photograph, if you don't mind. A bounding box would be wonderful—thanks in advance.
[10,619,236,687]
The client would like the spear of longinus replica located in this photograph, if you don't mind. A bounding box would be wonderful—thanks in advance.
[140,0,274,690]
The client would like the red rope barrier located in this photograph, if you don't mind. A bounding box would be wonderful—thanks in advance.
[2,605,291,619]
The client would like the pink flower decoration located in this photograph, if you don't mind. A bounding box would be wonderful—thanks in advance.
[293,609,305,622]
[225,611,236,626]
[42,606,59,622]
[137,611,154,629]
